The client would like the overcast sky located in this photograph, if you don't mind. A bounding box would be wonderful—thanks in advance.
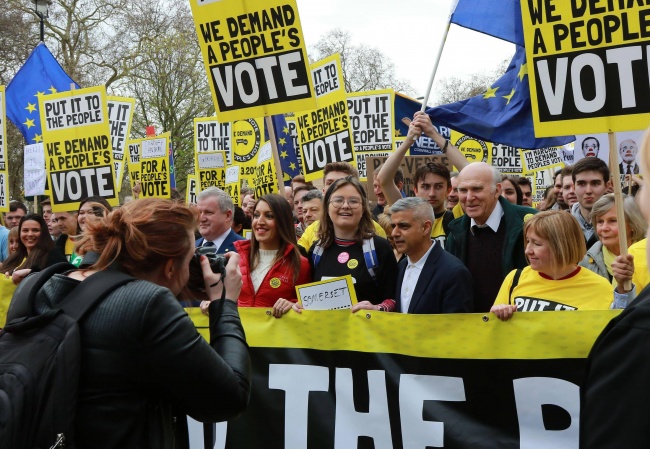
[296,0,515,103]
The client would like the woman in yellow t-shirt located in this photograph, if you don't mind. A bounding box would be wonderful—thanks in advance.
[491,210,614,321]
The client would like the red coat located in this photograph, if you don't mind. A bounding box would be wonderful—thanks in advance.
[234,240,312,308]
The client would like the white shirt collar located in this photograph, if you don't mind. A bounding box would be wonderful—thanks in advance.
[470,199,504,233]
[406,240,436,269]
[208,228,232,249]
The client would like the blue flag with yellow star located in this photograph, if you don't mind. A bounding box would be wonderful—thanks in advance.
[264,114,300,185]
[427,46,573,149]
[450,0,524,46]
[5,42,79,144]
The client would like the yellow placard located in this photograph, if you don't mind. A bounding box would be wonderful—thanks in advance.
[107,96,135,192]
[39,85,118,212]
[520,147,565,174]
[139,132,171,198]
[224,165,240,206]
[521,1,650,136]
[233,117,265,186]
[296,54,355,182]
[189,0,317,122]
[348,89,395,180]
[0,86,9,213]
[126,139,141,191]
[295,275,358,310]
[194,116,229,192]
[186,174,198,205]
[252,141,279,198]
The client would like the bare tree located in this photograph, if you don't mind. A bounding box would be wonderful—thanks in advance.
[311,28,415,96]
[433,57,511,106]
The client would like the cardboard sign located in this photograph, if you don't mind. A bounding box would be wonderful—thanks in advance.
[24,143,46,196]
[140,133,171,198]
[521,147,564,173]
[284,113,302,174]
[194,116,232,165]
[190,0,317,122]
[296,275,358,310]
[107,96,135,192]
[521,2,650,136]
[0,86,8,212]
[243,229,252,239]
[39,85,118,212]
[127,139,141,190]
[491,144,524,174]
[297,54,355,182]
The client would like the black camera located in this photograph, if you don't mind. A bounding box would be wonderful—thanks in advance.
[187,246,227,292]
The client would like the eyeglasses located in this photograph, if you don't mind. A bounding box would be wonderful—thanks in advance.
[329,196,362,209]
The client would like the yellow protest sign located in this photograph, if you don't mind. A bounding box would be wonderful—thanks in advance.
[107,96,135,192]
[194,117,227,192]
[233,117,265,186]
[296,275,358,310]
[348,89,394,180]
[521,1,650,136]
[224,165,240,206]
[190,0,316,122]
[521,147,564,174]
[126,139,141,191]
[186,174,198,205]
[0,86,9,212]
[252,141,279,198]
[140,132,171,198]
[39,85,118,212]
[297,54,355,182]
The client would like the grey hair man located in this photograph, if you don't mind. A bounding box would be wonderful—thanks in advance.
[390,197,473,314]
[196,186,244,253]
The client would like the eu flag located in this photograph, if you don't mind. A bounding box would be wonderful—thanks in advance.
[450,0,525,46]
[5,43,79,144]
[264,114,301,185]
[426,46,574,149]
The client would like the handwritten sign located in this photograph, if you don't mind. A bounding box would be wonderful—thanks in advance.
[24,143,46,197]
[296,275,357,310]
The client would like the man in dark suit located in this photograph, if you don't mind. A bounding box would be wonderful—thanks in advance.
[390,197,473,314]
[195,186,244,253]
[619,139,640,175]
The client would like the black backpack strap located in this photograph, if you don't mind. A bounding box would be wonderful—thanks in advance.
[442,210,455,236]
[508,268,523,305]
[7,262,76,320]
[58,270,135,321]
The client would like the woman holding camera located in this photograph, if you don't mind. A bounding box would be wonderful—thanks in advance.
[234,193,311,317]
[7,198,250,448]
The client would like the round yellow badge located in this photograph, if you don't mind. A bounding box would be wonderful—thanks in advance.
[270,278,281,288]
[523,213,534,223]
[347,259,359,269]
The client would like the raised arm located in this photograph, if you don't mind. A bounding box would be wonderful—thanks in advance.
[412,111,469,171]
[376,122,421,206]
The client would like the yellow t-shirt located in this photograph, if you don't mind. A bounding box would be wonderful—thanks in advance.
[452,202,464,219]
[494,266,613,311]
[629,238,649,291]
[298,220,387,251]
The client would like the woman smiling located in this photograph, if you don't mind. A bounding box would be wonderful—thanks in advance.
[491,210,614,320]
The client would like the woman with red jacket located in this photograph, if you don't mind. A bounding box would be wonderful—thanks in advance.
[234,193,311,317]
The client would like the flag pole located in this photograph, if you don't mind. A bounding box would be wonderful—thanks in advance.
[608,131,631,291]
[419,22,451,113]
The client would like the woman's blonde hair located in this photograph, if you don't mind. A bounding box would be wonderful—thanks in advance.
[590,193,647,245]
[524,210,586,271]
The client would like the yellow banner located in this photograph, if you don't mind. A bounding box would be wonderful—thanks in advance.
[39,85,118,212]
[0,86,9,213]
[252,141,279,197]
[126,139,141,191]
[190,0,317,122]
[297,54,355,182]
[139,132,171,198]
[521,1,650,136]
[107,96,135,192]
